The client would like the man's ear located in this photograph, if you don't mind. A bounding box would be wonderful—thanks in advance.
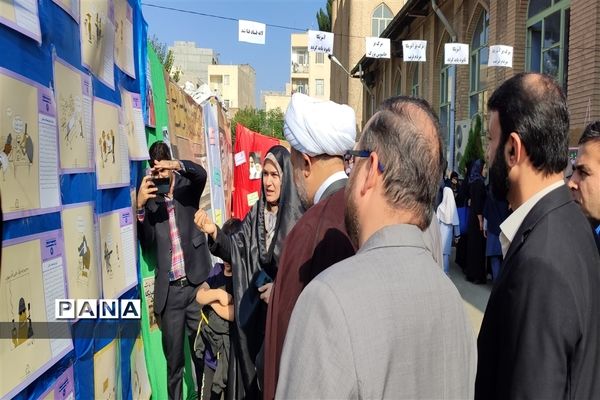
[302,153,312,178]
[505,132,522,167]
[360,152,380,195]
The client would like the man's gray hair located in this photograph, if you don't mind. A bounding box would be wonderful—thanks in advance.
[360,96,444,229]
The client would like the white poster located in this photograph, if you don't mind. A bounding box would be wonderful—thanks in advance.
[0,0,41,43]
[402,40,427,62]
[308,30,333,54]
[366,37,391,59]
[238,19,266,45]
[444,43,469,65]
[488,45,513,68]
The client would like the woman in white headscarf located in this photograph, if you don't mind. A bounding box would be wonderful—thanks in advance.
[437,185,460,274]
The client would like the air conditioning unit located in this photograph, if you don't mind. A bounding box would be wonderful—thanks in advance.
[453,120,470,174]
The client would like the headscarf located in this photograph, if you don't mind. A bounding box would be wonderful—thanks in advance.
[227,145,304,398]
[283,92,356,156]
[437,186,460,226]
[468,159,485,183]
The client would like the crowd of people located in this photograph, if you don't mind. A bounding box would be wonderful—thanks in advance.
[136,71,600,400]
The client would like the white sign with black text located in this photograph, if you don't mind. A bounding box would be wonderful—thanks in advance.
[366,37,391,59]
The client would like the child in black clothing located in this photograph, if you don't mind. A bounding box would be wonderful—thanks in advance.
[194,218,242,400]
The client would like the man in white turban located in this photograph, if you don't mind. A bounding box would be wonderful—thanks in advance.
[262,93,357,399]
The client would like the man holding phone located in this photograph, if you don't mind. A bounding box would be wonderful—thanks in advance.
[137,141,213,400]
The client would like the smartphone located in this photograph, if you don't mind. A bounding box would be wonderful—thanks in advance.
[255,270,273,288]
[153,177,170,194]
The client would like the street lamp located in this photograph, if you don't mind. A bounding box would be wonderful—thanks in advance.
[329,54,375,117]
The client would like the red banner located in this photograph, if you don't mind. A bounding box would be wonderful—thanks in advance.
[232,123,281,219]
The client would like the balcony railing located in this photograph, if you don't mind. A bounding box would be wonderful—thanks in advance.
[291,63,309,74]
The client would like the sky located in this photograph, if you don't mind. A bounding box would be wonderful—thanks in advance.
[141,0,326,106]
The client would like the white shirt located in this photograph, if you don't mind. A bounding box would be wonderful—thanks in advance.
[314,171,347,204]
[499,180,564,257]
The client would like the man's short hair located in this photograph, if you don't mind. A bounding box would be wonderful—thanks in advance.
[149,141,172,166]
[360,96,443,229]
[579,121,600,145]
[487,72,569,175]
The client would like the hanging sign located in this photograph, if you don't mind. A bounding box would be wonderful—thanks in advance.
[366,37,391,59]
[402,40,427,62]
[308,30,333,54]
[239,19,266,45]
[488,45,513,67]
[444,43,469,65]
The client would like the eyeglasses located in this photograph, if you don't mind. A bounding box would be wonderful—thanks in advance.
[343,149,385,176]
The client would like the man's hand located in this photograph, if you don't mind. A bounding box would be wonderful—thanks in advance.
[194,209,217,237]
[216,289,233,306]
[136,175,157,209]
[258,282,273,304]
[151,159,181,175]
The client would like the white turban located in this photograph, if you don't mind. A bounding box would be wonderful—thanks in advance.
[283,93,356,156]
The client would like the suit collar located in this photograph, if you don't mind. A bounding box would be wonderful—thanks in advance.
[503,184,574,264]
[358,224,426,254]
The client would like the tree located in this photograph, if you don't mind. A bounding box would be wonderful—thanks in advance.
[148,35,180,82]
[316,0,333,32]
[231,107,285,143]
[459,114,485,176]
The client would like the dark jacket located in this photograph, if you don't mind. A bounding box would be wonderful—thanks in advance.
[476,185,600,399]
[137,160,212,314]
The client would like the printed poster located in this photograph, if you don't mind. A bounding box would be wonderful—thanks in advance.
[98,208,137,299]
[130,336,151,400]
[144,56,155,128]
[0,231,73,399]
[142,277,158,331]
[0,68,61,220]
[114,0,135,78]
[39,366,75,400]
[93,98,129,188]
[120,89,149,160]
[52,0,80,22]
[0,0,41,42]
[61,203,100,301]
[93,340,117,400]
[53,57,93,172]
[80,0,115,88]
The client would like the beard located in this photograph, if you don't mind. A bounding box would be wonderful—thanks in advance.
[489,145,510,202]
[293,167,312,210]
[344,182,360,249]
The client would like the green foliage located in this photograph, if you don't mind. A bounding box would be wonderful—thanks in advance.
[231,107,285,143]
[149,35,179,82]
[316,0,333,32]
[459,114,485,176]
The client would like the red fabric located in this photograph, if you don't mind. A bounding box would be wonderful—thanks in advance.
[232,123,280,219]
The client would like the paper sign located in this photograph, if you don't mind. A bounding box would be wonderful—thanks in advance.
[308,30,333,54]
[234,151,246,166]
[402,40,427,62]
[247,191,259,207]
[239,20,266,45]
[444,43,469,65]
[366,37,391,59]
[214,209,223,226]
[488,45,513,67]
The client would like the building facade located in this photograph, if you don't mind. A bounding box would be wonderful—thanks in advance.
[352,0,600,172]
[208,64,256,115]
[264,33,333,113]
[330,0,406,128]
[169,41,218,86]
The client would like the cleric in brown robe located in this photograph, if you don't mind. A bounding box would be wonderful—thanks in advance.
[263,93,357,400]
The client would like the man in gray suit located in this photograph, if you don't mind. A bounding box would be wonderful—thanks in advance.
[276,97,477,399]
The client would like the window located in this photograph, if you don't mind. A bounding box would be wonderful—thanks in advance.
[371,3,393,37]
[224,99,230,108]
[411,66,419,97]
[315,79,324,96]
[293,47,308,65]
[526,0,570,90]
[440,63,453,150]
[315,52,324,64]
[223,75,230,85]
[470,11,489,119]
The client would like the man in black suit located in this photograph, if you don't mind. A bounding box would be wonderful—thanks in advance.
[137,141,212,399]
[568,122,600,252]
[476,73,600,399]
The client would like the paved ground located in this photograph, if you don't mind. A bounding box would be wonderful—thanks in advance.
[447,249,492,336]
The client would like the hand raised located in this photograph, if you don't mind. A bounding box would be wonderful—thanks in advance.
[194,209,216,236]
[136,175,157,209]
